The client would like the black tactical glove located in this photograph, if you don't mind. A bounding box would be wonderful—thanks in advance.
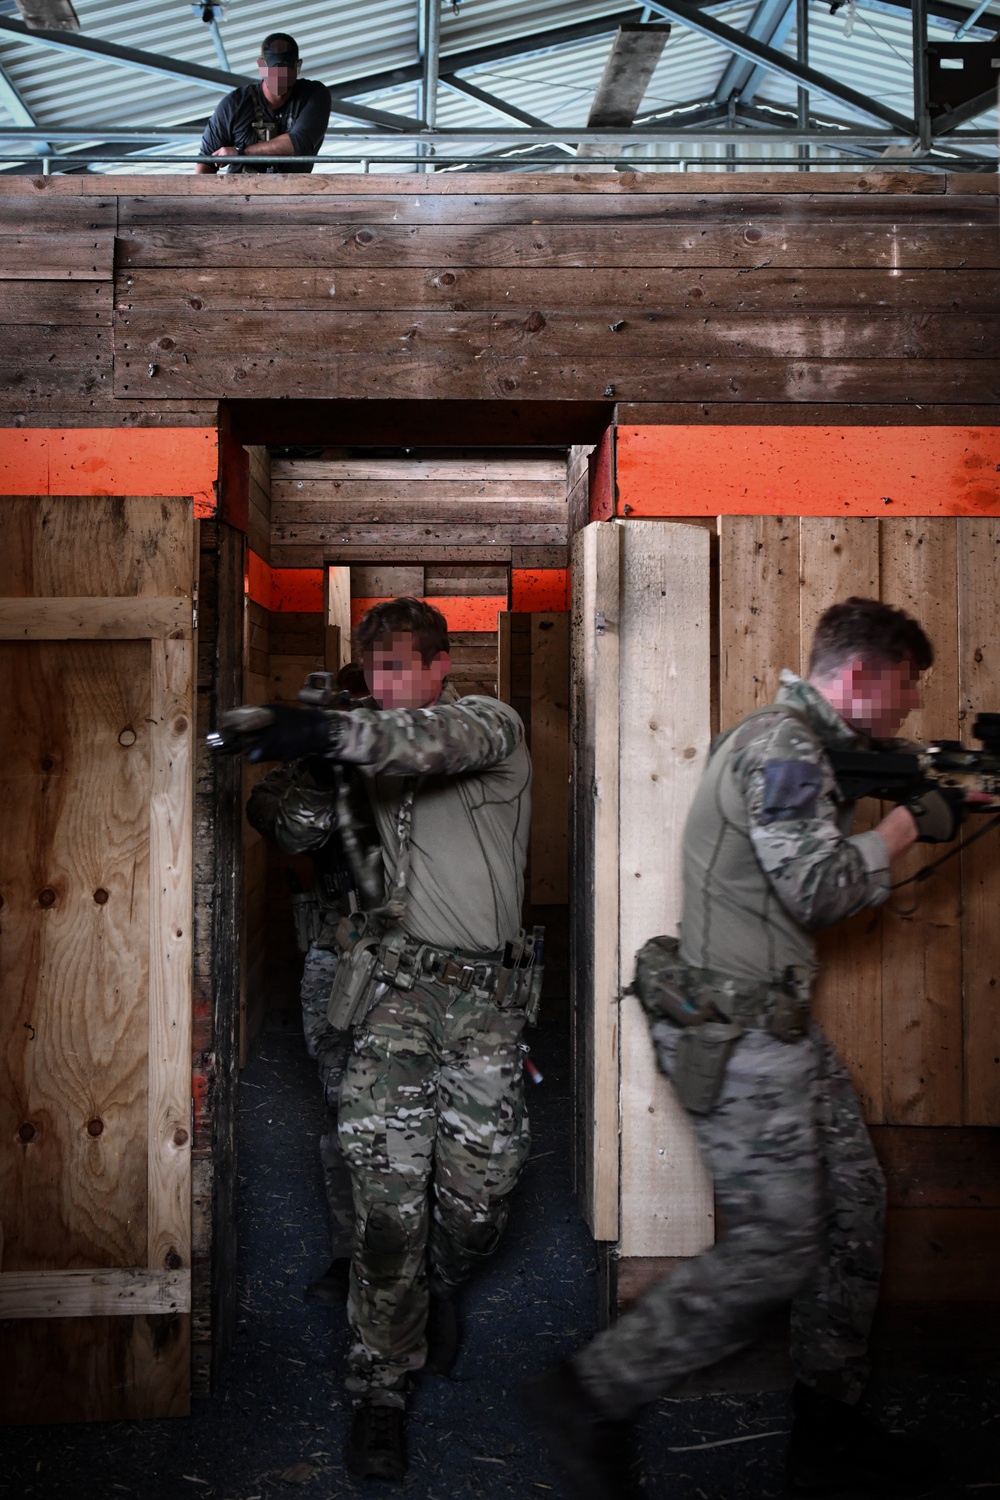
[211,703,336,763]
[906,785,967,843]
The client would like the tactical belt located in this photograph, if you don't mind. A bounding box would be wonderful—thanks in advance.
[685,962,812,1042]
[376,929,503,993]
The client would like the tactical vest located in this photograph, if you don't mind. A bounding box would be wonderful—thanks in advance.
[679,705,827,987]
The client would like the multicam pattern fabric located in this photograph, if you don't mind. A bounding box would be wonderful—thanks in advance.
[680,672,892,985]
[575,1024,885,1417]
[337,976,530,1405]
[323,693,525,778]
[299,945,355,1254]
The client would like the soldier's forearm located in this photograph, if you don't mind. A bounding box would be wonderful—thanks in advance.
[327,702,522,777]
[243,133,296,158]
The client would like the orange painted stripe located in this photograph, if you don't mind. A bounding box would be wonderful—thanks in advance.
[245,553,323,612]
[616,426,1000,517]
[511,568,570,612]
[351,596,506,632]
[0,428,218,516]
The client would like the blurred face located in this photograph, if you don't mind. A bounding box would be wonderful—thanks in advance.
[364,631,449,711]
[822,657,922,740]
[257,54,299,102]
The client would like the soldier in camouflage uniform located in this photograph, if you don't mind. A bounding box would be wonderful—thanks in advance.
[246,753,367,1292]
[529,598,961,1500]
[218,598,533,1485]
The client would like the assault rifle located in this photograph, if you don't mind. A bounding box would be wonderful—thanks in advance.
[828,713,1000,809]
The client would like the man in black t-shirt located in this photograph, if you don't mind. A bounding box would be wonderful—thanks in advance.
[196,31,331,174]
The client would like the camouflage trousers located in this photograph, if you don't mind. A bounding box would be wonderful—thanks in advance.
[300,944,355,1257]
[576,1023,886,1419]
[337,976,531,1406]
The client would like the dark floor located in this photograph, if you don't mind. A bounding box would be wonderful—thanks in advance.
[2,1002,997,1500]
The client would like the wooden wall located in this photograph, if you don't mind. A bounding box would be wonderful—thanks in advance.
[0,496,195,1420]
[577,513,1000,1370]
[0,172,995,431]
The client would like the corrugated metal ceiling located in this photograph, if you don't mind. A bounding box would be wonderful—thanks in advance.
[0,0,995,171]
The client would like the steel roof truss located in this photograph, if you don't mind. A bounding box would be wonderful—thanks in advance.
[642,0,917,132]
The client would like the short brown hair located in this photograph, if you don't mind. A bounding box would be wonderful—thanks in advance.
[354,597,450,666]
[808,597,933,679]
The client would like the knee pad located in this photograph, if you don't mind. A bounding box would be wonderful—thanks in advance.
[362,1204,409,1277]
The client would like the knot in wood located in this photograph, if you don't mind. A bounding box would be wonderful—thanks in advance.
[40,756,56,773]
[94,888,109,905]
[187,298,203,310]
[118,727,137,747]
[525,311,546,333]
[37,888,56,909]
[164,1250,183,1271]
[436,271,457,287]
[354,229,375,246]
[158,337,175,352]
[18,1123,36,1143]
[173,1128,189,1147]
[743,226,763,244]
[87,1118,104,1137]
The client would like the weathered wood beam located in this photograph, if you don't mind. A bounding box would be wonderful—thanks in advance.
[13,0,78,30]
[587,24,672,127]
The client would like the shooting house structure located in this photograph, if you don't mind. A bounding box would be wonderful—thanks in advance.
[1,161,998,1423]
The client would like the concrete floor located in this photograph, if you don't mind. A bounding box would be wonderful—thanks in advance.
[1,1001,997,1500]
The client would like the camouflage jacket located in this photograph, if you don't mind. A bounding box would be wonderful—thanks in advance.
[679,671,891,987]
[245,758,371,909]
[323,687,532,954]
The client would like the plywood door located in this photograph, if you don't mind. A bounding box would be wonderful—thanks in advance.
[0,495,194,1423]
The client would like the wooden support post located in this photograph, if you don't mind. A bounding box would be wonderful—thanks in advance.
[617,520,714,1259]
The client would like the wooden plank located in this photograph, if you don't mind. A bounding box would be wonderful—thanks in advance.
[957,517,1000,1126]
[880,1207,1000,1303]
[276,544,517,566]
[0,170,951,195]
[497,611,512,705]
[529,612,570,903]
[0,325,111,406]
[0,595,190,639]
[617,426,1000,519]
[272,458,567,482]
[117,191,974,229]
[869,1126,1000,1208]
[0,232,114,279]
[118,308,998,362]
[0,638,152,1271]
[574,523,621,1241]
[119,265,1000,315]
[0,195,116,228]
[0,1268,190,1318]
[115,222,998,271]
[425,564,506,596]
[615,402,1000,425]
[114,351,1000,405]
[1,280,112,325]
[879,519,963,1126]
[0,1312,189,1423]
[273,498,566,525]
[719,515,801,725]
[272,479,566,505]
[273,523,566,547]
[799,518,884,1120]
[513,546,568,569]
[618,520,714,1258]
[326,565,351,673]
[0,495,199,597]
[350,565,425,597]
[146,638,193,1282]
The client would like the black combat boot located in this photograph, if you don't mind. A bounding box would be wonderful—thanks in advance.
[521,1359,641,1500]
[424,1287,462,1377]
[303,1257,351,1305]
[345,1400,407,1482]
[787,1381,941,1498]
